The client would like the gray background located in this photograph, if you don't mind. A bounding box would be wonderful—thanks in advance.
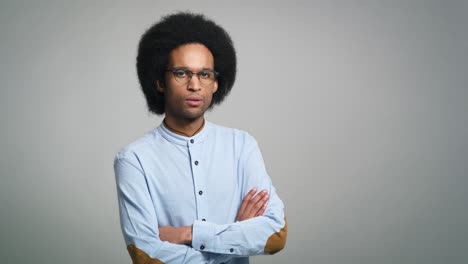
[1,0,467,263]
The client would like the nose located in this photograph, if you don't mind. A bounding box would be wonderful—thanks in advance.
[187,75,201,91]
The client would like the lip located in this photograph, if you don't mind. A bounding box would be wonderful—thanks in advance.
[185,95,203,107]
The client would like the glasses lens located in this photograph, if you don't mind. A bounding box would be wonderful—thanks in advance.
[199,70,216,85]
[173,70,190,84]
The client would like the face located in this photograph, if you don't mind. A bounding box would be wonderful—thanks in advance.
[158,43,218,122]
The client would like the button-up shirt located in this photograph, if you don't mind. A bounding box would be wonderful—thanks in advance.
[114,121,287,263]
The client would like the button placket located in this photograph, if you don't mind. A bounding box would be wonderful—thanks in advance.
[189,140,207,222]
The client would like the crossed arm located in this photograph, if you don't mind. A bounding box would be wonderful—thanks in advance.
[115,136,287,263]
[159,188,270,245]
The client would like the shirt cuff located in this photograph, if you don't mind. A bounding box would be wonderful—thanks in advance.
[192,220,216,252]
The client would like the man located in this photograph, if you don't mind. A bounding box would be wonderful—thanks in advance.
[114,12,287,263]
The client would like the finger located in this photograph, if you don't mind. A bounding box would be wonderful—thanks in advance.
[245,190,268,216]
[252,193,269,216]
[255,203,267,217]
[236,188,257,220]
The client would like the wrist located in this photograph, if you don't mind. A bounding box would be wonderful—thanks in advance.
[184,226,193,245]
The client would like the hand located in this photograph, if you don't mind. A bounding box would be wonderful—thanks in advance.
[236,188,269,221]
[159,226,192,245]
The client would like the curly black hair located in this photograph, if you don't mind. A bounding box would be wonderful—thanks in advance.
[136,12,237,115]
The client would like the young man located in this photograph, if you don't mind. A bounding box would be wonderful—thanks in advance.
[114,12,287,263]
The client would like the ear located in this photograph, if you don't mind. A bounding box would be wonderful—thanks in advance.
[156,80,164,93]
[213,80,218,94]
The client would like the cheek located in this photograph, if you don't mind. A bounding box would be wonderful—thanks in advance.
[164,89,185,108]
[206,91,215,105]
[166,85,184,99]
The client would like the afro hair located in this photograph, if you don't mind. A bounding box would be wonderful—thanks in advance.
[136,12,237,115]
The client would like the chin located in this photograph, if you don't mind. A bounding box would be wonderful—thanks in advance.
[181,110,205,121]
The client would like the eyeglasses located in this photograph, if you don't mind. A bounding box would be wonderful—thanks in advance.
[166,68,219,86]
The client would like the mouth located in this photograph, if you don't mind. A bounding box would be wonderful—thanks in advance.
[185,96,203,107]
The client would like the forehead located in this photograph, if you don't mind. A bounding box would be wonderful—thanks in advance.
[168,43,214,69]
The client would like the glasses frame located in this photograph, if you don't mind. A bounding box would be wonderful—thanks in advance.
[165,68,219,86]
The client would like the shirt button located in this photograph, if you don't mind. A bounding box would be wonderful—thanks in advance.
[195,160,199,165]
[199,190,203,195]
[230,248,234,253]
[190,139,194,143]
[200,245,205,250]
[202,218,206,221]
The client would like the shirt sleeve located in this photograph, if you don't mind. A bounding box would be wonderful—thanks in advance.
[191,134,288,256]
[114,153,232,264]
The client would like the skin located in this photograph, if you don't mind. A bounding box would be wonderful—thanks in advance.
[157,43,269,245]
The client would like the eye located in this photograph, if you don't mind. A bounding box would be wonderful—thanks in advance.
[173,70,188,78]
[199,71,212,79]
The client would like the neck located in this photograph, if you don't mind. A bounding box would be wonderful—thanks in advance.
[163,115,205,137]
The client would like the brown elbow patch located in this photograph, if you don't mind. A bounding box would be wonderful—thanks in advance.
[264,218,288,254]
[127,244,164,264]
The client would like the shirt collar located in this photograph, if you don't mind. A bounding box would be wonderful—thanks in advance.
[157,120,211,146]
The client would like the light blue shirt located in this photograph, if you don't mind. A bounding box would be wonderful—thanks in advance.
[114,121,286,263]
